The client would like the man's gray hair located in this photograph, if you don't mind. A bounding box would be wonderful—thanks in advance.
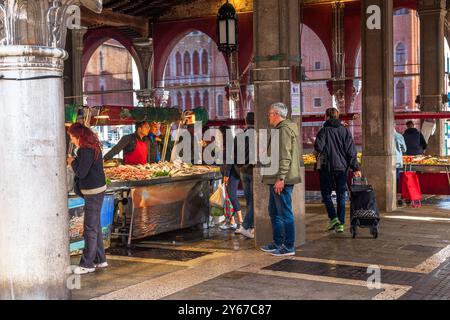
[270,102,289,119]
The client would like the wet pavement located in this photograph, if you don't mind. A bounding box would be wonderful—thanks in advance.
[71,194,450,300]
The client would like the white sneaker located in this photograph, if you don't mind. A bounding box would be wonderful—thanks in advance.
[240,228,255,239]
[219,223,237,231]
[95,262,109,269]
[73,266,96,275]
[235,226,244,235]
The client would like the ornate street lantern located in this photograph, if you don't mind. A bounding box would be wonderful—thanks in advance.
[217,0,239,56]
[217,1,240,106]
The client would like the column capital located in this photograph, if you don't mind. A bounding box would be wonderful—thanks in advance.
[0,1,102,70]
[0,0,102,49]
[418,0,446,14]
[133,37,153,70]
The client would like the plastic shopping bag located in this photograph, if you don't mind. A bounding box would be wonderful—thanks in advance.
[210,206,225,217]
[210,182,226,208]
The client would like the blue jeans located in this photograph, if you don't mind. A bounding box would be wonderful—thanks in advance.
[319,170,347,224]
[268,185,295,250]
[80,192,106,269]
[227,174,241,212]
[396,168,401,193]
[241,173,254,229]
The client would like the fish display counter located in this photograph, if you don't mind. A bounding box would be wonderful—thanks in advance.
[104,160,222,245]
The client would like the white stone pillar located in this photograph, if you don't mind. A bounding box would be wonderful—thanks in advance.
[0,0,103,300]
[253,0,306,247]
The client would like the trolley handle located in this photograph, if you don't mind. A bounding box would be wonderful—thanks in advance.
[352,176,368,185]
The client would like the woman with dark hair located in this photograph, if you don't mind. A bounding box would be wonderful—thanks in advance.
[67,123,108,275]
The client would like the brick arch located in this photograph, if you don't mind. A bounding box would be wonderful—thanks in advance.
[82,27,145,88]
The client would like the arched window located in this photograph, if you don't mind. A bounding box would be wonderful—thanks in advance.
[176,52,182,76]
[395,42,406,72]
[202,50,209,75]
[217,95,224,117]
[396,81,405,107]
[194,91,201,107]
[177,91,183,108]
[184,51,191,76]
[185,91,192,110]
[193,51,200,75]
[165,59,171,78]
[203,90,209,108]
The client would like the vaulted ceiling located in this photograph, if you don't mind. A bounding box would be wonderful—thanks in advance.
[103,0,197,19]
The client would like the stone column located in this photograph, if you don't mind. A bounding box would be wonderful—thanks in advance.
[253,0,306,247]
[133,37,153,90]
[361,0,396,212]
[64,29,87,105]
[418,0,446,156]
[329,2,347,113]
[0,0,103,300]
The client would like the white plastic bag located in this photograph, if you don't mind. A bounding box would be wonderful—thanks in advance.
[210,182,226,208]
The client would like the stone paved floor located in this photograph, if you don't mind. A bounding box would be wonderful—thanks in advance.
[72,194,450,300]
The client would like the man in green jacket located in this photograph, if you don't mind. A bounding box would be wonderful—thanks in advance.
[261,102,302,257]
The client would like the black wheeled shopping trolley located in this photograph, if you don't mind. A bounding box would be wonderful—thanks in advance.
[349,177,380,239]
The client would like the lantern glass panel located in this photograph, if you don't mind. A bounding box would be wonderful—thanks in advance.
[228,19,236,45]
[219,20,227,45]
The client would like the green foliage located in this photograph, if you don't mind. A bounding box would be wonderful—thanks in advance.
[128,107,182,123]
[65,104,79,123]
[152,170,171,178]
[192,107,209,125]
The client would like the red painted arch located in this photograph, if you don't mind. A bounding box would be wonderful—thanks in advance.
[302,5,333,67]
[394,0,417,10]
[82,27,145,88]
[345,2,362,78]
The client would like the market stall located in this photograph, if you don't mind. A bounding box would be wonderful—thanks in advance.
[302,153,362,191]
[66,104,221,248]
[104,161,221,245]
[303,153,450,195]
[400,156,450,195]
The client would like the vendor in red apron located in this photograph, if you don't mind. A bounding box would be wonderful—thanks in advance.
[104,121,154,165]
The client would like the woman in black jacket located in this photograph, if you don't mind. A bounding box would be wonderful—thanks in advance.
[68,123,108,275]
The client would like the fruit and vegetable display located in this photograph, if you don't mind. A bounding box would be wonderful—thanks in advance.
[303,153,450,167]
[303,154,317,166]
[403,156,450,165]
[303,153,363,166]
[104,159,220,182]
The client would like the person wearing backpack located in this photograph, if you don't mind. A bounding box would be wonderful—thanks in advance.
[314,108,361,233]
[403,121,427,156]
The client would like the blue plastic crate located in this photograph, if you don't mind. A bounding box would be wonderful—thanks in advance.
[68,197,84,209]
[100,193,115,228]
[68,193,115,255]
